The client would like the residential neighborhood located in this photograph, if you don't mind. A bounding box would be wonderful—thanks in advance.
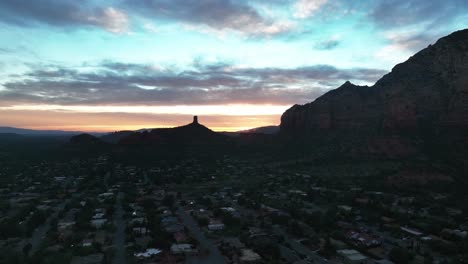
[1,155,468,264]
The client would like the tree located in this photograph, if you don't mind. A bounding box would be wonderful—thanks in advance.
[389,247,410,264]
[23,243,32,256]
[162,195,175,208]
[320,237,336,258]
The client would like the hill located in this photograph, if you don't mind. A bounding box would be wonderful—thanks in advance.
[100,131,134,143]
[119,116,228,145]
[70,133,104,145]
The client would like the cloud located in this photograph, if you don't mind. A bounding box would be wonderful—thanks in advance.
[85,7,129,34]
[0,47,14,54]
[293,0,328,19]
[370,0,468,62]
[375,29,449,63]
[125,0,294,36]
[385,31,437,51]
[0,61,387,107]
[315,39,339,50]
[314,35,341,50]
[143,22,158,33]
[0,0,129,33]
[371,0,468,29]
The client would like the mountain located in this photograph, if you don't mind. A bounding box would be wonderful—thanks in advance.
[69,133,104,145]
[100,131,134,143]
[221,126,279,137]
[280,29,468,164]
[281,29,468,142]
[0,126,106,136]
[0,126,82,136]
[119,116,228,145]
[0,133,24,141]
[239,125,279,134]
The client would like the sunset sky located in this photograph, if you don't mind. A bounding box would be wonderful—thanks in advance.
[0,0,467,132]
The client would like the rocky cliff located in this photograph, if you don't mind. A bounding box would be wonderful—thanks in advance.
[281,29,468,137]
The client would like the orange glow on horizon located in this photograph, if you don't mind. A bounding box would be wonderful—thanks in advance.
[0,104,285,132]
[22,124,264,132]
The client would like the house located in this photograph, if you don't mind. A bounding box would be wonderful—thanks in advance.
[130,217,145,225]
[239,249,262,263]
[337,249,368,264]
[82,239,93,247]
[161,216,178,225]
[170,243,198,254]
[133,227,148,235]
[58,221,75,231]
[208,220,225,231]
[94,208,106,214]
[92,213,105,219]
[134,248,162,258]
[339,205,353,214]
[98,192,114,201]
[374,259,394,264]
[91,219,107,229]
[400,226,423,237]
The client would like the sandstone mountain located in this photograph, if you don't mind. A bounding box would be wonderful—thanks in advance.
[281,29,468,136]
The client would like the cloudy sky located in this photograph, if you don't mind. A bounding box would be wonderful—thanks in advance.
[0,0,467,131]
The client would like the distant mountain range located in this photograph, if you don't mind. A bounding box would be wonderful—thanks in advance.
[0,122,279,144]
[0,126,85,136]
[70,116,279,145]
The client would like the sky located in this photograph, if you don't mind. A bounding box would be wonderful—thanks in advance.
[0,0,467,132]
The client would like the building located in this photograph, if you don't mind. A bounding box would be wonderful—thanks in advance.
[82,239,93,247]
[208,220,225,231]
[134,248,162,258]
[239,249,262,263]
[170,244,198,255]
[337,249,368,264]
[90,219,107,229]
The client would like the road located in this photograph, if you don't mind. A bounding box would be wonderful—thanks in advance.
[113,192,126,264]
[279,244,301,263]
[17,198,69,256]
[273,225,327,264]
[176,207,226,264]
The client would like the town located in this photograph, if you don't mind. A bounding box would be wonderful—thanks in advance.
[1,155,467,264]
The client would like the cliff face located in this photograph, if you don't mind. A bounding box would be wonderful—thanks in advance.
[281,29,468,136]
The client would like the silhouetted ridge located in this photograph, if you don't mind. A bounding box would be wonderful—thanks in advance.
[100,131,134,143]
[70,133,103,145]
[119,116,227,145]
